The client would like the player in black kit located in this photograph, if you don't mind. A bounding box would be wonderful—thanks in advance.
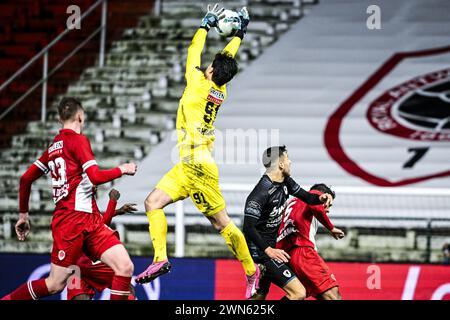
[243,146,333,300]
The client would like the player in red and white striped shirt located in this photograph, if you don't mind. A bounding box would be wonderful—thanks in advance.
[1,97,137,300]
[277,183,345,300]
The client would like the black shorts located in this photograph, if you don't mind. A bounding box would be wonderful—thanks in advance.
[257,258,297,295]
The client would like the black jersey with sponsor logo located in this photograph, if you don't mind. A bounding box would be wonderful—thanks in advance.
[243,174,322,262]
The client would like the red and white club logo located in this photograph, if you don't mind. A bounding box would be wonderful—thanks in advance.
[367,68,450,142]
[325,45,450,187]
[58,250,66,261]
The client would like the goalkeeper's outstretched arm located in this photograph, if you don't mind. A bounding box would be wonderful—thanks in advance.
[222,37,241,58]
[186,4,225,80]
[185,28,208,80]
[222,7,250,58]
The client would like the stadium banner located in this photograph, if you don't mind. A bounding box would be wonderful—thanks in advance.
[1,254,449,300]
[215,260,450,300]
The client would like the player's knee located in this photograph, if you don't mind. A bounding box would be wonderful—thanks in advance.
[144,192,161,211]
[144,194,154,211]
[287,287,306,300]
[209,210,230,231]
[45,278,66,294]
[209,217,224,232]
[217,218,231,231]
[116,259,134,277]
[321,288,340,300]
[328,287,341,300]
[294,290,307,300]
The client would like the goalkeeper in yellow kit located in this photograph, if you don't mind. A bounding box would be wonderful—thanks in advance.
[136,4,261,298]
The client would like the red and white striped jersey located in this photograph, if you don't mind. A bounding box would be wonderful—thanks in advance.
[276,190,334,251]
[33,129,101,214]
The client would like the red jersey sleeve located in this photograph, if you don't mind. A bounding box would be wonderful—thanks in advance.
[308,190,334,231]
[309,203,334,231]
[19,150,49,213]
[102,199,117,226]
[72,134,122,185]
[33,149,50,174]
[73,135,97,172]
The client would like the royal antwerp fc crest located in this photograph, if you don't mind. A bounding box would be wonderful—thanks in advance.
[367,68,450,142]
[58,250,66,261]
[325,45,450,187]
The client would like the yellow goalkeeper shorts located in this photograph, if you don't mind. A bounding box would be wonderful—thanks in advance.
[155,161,226,217]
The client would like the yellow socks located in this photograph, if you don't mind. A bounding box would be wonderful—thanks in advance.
[147,210,256,276]
[220,221,256,276]
[146,209,168,262]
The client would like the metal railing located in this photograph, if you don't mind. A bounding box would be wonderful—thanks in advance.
[0,0,108,122]
[110,184,450,258]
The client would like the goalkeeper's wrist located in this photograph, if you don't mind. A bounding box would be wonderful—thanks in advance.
[200,15,215,31]
[235,29,245,40]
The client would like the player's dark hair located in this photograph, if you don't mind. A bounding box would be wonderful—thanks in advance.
[58,97,84,121]
[262,145,288,168]
[211,52,238,86]
[310,183,336,199]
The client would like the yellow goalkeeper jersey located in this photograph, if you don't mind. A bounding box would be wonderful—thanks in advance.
[176,28,241,162]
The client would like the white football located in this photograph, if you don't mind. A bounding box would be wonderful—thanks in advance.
[215,9,240,37]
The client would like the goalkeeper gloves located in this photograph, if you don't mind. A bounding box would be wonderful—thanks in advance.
[200,3,225,31]
[235,6,250,39]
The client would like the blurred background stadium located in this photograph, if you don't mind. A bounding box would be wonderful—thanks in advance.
[0,0,449,299]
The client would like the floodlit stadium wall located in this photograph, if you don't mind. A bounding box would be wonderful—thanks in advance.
[0,254,448,300]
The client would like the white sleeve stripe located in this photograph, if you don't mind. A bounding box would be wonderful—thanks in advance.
[35,160,46,169]
[34,160,48,173]
[33,161,44,171]
[82,159,97,168]
[82,160,97,171]
[83,162,97,171]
